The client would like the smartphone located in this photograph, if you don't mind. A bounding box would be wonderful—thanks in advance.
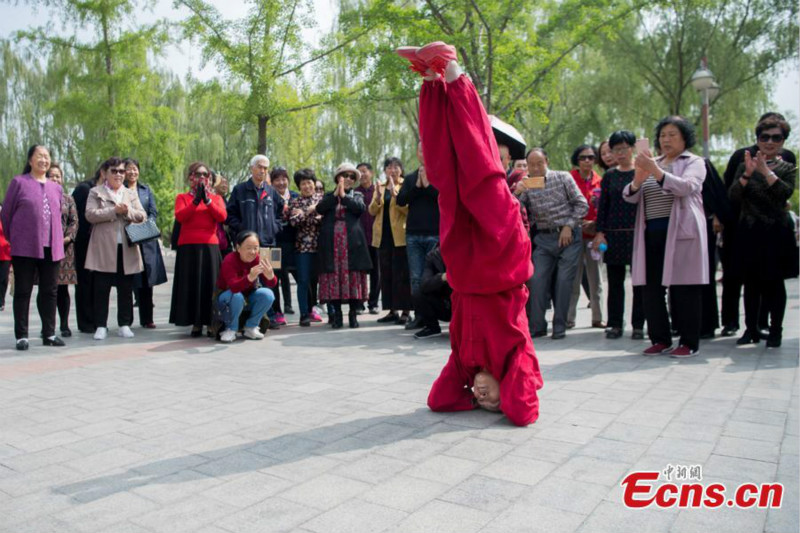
[635,138,650,153]
[523,176,546,189]
[259,247,282,270]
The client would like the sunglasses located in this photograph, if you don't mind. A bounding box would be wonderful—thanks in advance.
[340,173,357,179]
[193,171,210,178]
[108,168,126,175]
[578,155,596,161]
[758,134,784,143]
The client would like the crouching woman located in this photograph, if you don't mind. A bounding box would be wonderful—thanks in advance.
[216,231,277,342]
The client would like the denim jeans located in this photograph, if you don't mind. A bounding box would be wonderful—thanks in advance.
[296,252,317,316]
[218,288,274,330]
[406,234,440,296]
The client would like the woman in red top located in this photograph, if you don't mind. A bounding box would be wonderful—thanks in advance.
[216,231,277,342]
[0,203,10,311]
[169,162,227,336]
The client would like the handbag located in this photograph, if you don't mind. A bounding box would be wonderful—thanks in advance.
[125,219,161,246]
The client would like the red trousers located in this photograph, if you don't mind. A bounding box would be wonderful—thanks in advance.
[420,76,543,426]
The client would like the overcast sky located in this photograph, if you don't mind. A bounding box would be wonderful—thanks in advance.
[1,0,797,124]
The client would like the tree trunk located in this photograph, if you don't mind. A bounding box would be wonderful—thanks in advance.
[257,115,268,155]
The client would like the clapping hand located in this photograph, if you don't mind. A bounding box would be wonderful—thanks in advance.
[114,203,129,216]
[336,179,346,198]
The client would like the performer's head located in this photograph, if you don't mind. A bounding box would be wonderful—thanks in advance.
[473,370,500,412]
[525,148,548,178]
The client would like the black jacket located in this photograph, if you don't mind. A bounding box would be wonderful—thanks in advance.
[226,179,284,247]
[420,246,450,299]
[396,169,440,236]
[316,190,373,273]
[723,146,797,189]
[702,159,733,226]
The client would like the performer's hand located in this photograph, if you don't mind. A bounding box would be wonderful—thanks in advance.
[558,226,573,248]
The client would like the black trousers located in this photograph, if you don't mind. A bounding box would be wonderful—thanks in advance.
[379,245,412,312]
[720,231,769,331]
[93,245,134,328]
[74,240,95,332]
[744,276,786,334]
[12,249,59,339]
[367,246,380,309]
[57,285,71,331]
[700,220,720,335]
[642,229,702,350]
[136,285,154,325]
[413,291,451,329]
[605,264,645,330]
[0,260,10,308]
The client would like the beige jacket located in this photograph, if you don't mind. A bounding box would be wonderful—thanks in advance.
[368,180,409,247]
[84,185,146,274]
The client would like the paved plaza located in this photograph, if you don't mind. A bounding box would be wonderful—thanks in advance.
[0,261,797,533]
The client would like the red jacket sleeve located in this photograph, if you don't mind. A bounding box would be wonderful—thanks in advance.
[207,195,227,223]
[174,194,197,224]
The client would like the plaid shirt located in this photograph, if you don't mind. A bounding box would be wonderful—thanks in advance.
[519,170,589,230]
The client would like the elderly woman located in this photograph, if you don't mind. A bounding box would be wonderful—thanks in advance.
[594,131,645,339]
[289,168,324,326]
[85,157,146,340]
[124,158,167,329]
[624,116,708,358]
[216,231,277,342]
[1,145,66,349]
[46,163,78,338]
[567,144,604,329]
[271,166,299,320]
[369,157,412,325]
[317,163,372,328]
[730,116,796,348]
[170,162,228,337]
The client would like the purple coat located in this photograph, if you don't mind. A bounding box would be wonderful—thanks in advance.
[623,151,708,287]
[1,174,65,261]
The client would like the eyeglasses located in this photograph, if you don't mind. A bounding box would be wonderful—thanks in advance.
[578,155,596,162]
[612,146,631,155]
[193,171,210,178]
[109,168,126,175]
[758,134,784,143]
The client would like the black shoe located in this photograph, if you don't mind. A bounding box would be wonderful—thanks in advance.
[43,336,65,347]
[61,328,72,338]
[16,339,29,351]
[414,326,442,339]
[721,326,738,337]
[606,327,622,339]
[299,315,311,327]
[331,310,344,329]
[284,307,295,315]
[404,316,424,330]
[766,334,782,348]
[631,329,645,340]
[349,312,359,329]
[699,331,715,340]
[369,307,380,315]
[190,327,203,338]
[736,330,761,345]
[552,331,566,340]
[356,309,364,315]
[259,317,271,334]
[532,331,548,338]
[396,314,410,326]
[377,312,398,323]
[268,320,280,330]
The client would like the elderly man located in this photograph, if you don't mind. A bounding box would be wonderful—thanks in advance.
[516,148,589,339]
[226,154,285,326]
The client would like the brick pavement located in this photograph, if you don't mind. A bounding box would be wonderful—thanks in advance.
[0,267,797,532]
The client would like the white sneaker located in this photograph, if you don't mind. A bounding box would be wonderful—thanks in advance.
[93,327,108,340]
[118,326,134,338]
[220,329,237,343]
[243,327,265,340]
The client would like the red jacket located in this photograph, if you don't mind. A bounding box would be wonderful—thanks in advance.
[570,169,602,239]
[217,252,278,295]
[174,193,227,246]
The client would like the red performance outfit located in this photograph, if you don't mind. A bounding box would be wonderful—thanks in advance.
[420,74,544,426]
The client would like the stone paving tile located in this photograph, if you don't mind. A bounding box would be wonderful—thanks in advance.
[479,455,558,486]
[479,503,587,533]
[301,498,407,533]
[385,499,493,533]
[577,500,676,533]
[360,474,450,513]
[519,474,607,515]
[438,474,529,513]
[130,494,239,533]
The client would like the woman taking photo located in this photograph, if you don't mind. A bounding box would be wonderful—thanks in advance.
[289,168,324,326]
[216,231,277,342]
[317,164,372,328]
[594,131,645,340]
[85,157,147,340]
[369,157,412,324]
[730,116,796,348]
[624,116,708,358]
[1,145,65,349]
[125,158,167,329]
[46,163,79,338]
[170,162,227,337]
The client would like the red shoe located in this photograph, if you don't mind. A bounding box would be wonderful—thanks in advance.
[395,46,428,75]
[416,41,457,76]
[642,343,672,356]
[669,345,698,358]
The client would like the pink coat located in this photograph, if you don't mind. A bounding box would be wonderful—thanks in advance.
[623,151,708,287]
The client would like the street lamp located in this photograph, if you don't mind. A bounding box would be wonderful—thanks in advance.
[690,59,718,159]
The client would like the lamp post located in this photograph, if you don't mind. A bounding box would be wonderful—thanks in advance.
[690,58,718,160]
